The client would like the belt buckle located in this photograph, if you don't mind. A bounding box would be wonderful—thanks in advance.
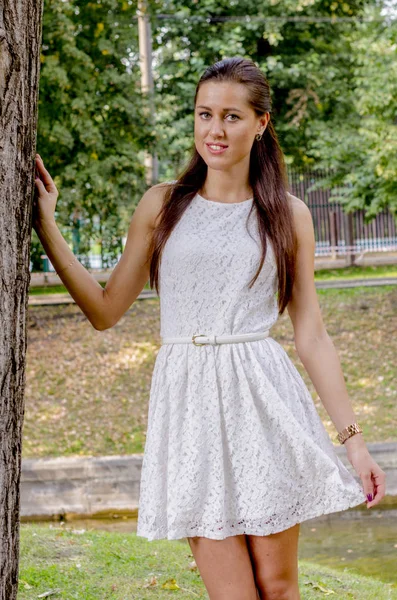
[192,333,207,346]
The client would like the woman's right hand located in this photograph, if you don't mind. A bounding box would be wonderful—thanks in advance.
[33,154,59,230]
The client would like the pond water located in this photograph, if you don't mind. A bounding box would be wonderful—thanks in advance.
[298,503,397,587]
[26,497,397,589]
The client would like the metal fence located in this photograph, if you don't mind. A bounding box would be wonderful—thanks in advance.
[288,168,397,259]
[36,170,397,272]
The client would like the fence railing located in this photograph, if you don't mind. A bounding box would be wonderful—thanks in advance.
[288,168,397,259]
[34,170,397,272]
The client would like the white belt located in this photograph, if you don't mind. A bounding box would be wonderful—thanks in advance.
[161,330,271,346]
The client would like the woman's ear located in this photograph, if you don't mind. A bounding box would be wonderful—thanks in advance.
[260,112,270,133]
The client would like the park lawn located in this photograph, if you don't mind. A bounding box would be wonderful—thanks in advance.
[314,264,397,281]
[23,286,397,459]
[29,283,105,295]
[29,280,145,295]
[18,524,396,599]
[28,264,397,296]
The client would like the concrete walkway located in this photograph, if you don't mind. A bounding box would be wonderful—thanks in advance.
[21,441,397,519]
[315,277,397,289]
[29,250,397,289]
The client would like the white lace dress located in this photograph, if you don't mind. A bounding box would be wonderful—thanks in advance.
[136,192,366,542]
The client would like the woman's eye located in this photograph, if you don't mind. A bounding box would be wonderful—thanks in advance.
[198,112,239,121]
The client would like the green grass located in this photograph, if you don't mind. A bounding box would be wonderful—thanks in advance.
[29,282,107,295]
[29,265,397,295]
[18,524,396,599]
[314,264,397,281]
[29,280,152,295]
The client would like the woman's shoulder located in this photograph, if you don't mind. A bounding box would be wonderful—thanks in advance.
[147,180,178,198]
[287,191,311,219]
[137,181,176,230]
[286,191,306,210]
[286,192,314,241]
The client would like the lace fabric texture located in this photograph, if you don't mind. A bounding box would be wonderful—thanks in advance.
[136,192,366,541]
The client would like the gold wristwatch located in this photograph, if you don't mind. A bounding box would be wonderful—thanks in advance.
[337,422,363,445]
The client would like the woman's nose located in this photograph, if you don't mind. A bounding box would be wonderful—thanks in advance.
[208,118,225,137]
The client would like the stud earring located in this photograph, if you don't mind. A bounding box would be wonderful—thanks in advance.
[255,132,263,141]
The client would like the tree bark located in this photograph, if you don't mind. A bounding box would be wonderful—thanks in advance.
[0,2,43,598]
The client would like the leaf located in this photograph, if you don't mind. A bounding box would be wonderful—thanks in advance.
[188,559,198,570]
[304,580,336,594]
[161,578,181,590]
[95,23,104,38]
[37,590,62,598]
[142,575,158,588]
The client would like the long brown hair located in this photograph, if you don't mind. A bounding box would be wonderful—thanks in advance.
[148,56,297,315]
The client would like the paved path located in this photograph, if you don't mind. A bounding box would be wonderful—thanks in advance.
[315,277,397,289]
[28,278,397,306]
[29,251,397,289]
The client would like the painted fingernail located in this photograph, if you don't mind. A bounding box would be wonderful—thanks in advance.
[367,493,373,502]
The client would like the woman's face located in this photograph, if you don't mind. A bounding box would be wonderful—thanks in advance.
[194,80,269,170]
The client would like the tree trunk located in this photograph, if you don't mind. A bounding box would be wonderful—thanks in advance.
[0,2,43,598]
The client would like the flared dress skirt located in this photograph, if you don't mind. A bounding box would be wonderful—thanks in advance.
[136,192,366,541]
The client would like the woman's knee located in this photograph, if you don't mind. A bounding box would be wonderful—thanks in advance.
[256,578,300,600]
[246,526,300,599]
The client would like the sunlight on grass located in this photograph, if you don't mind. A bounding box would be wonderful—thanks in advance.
[314,264,397,280]
[24,287,397,459]
[18,524,396,600]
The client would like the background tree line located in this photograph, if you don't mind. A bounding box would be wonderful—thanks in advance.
[31,0,397,269]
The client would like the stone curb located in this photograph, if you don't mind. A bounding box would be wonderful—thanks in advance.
[315,277,397,289]
[28,252,397,289]
[21,442,397,519]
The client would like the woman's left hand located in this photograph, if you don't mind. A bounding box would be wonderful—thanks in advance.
[346,445,387,508]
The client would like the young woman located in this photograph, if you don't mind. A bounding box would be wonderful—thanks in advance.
[34,56,386,600]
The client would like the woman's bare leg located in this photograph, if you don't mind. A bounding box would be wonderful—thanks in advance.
[187,534,259,600]
[246,523,301,599]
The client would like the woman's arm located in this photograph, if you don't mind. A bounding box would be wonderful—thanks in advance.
[285,194,387,510]
[33,155,166,331]
[285,194,366,454]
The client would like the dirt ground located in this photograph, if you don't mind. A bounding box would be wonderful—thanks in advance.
[23,286,397,458]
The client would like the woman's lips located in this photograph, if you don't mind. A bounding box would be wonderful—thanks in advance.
[206,143,228,155]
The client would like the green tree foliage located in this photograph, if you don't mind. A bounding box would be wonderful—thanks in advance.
[149,0,396,217]
[148,1,372,174]
[36,0,151,267]
[309,5,397,216]
[33,0,395,271]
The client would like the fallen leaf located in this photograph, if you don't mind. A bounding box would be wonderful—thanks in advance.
[304,580,336,594]
[162,578,181,590]
[143,575,158,588]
